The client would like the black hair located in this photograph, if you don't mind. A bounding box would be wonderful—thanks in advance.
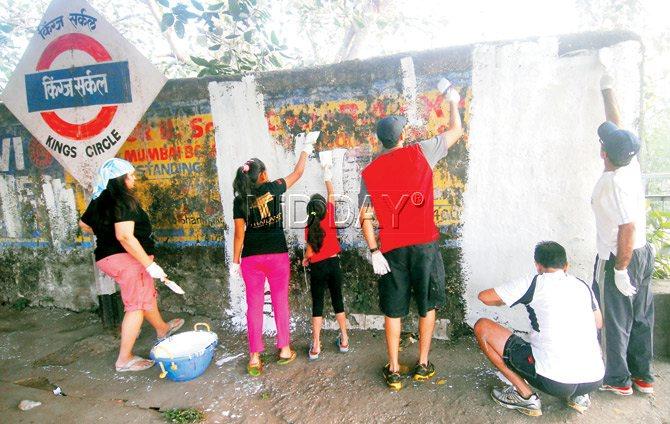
[96,174,140,225]
[233,158,266,217]
[306,193,327,253]
[534,241,567,269]
[380,136,400,150]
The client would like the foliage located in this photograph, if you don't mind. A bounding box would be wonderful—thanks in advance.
[155,0,289,76]
[163,408,205,424]
[11,297,30,311]
[647,208,670,279]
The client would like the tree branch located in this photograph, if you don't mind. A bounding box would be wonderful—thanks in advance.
[143,0,190,63]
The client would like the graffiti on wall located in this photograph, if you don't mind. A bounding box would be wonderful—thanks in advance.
[1,106,225,248]
[263,76,471,239]
[113,111,225,245]
[0,123,80,248]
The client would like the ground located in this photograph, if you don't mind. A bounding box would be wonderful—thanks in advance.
[0,307,668,423]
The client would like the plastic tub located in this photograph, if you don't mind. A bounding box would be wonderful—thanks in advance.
[150,322,218,382]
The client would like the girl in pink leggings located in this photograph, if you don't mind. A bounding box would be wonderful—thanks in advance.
[230,142,312,376]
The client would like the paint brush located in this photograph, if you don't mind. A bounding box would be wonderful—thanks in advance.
[162,279,185,295]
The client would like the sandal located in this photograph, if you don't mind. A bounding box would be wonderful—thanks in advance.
[115,356,154,372]
[247,359,263,377]
[277,349,297,365]
[155,318,185,344]
[336,334,349,353]
[308,342,320,361]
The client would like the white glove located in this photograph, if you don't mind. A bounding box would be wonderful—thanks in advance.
[146,262,167,280]
[322,164,333,181]
[371,250,391,275]
[600,73,614,91]
[230,262,242,279]
[614,268,636,297]
[437,78,451,94]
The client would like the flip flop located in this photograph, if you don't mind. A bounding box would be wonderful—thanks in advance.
[155,318,185,344]
[115,356,154,372]
[308,342,320,361]
[247,359,263,377]
[277,349,297,365]
[335,334,349,353]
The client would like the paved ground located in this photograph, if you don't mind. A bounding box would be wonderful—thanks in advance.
[0,307,668,423]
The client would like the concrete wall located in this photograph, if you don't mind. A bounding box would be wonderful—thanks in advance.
[0,30,642,337]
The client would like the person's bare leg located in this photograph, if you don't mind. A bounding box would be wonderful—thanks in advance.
[116,310,145,366]
[144,297,169,338]
[335,312,348,346]
[311,316,323,353]
[385,316,401,372]
[418,309,435,365]
[474,318,533,398]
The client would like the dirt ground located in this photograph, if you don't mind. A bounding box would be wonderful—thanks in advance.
[0,307,668,423]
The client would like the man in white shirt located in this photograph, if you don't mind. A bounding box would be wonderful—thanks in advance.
[474,241,605,417]
[591,74,656,396]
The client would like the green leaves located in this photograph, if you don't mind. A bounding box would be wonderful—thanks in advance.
[160,13,174,31]
[154,0,289,76]
[174,20,185,38]
[156,0,170,7]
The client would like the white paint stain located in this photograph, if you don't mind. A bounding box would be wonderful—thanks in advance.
[400,56,423,127]
[0,175,23,238]
[462,38,642,331]
[209,77,300,332]
[42,177,78,250]
[0,137,24,172]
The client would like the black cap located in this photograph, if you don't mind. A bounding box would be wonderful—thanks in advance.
[376,115,407,148]
[597,121,640,167]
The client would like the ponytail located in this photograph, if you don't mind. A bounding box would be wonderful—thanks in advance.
[306,194,327,253]
[233,158,266,217]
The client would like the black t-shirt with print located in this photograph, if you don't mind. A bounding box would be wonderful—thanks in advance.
[81,195,156,262]
[233,178,288,257]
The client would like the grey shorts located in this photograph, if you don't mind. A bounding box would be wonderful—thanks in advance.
[378,240,446,318]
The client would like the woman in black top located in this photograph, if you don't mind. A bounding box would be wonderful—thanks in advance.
[79,159,183,372]
[231,138,313,376]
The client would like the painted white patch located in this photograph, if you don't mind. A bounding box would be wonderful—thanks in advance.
[209,77,307,333]
[400,56,423,127]
[0,137,24,172]
[0,175,23,238]
[42,178,78,250]
[462,38,642,331]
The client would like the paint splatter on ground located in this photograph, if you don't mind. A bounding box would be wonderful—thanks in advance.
[0,306,668,423]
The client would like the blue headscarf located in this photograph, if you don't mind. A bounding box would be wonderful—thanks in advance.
[92,158,135,199]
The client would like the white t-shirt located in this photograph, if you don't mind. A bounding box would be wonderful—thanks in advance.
[495,271,605,384]
[591,158,647,259]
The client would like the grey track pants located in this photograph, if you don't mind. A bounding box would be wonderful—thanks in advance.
[592,243,655,387]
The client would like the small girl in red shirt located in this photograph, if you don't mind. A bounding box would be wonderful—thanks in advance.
[303,166,349,360]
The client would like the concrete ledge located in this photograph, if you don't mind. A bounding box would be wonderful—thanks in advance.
[653,279,670,358]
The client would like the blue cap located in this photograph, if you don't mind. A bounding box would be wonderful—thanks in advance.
[376,115,407,147]
[597,121,640,167]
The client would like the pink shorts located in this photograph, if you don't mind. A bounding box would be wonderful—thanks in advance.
[96,253,157,312]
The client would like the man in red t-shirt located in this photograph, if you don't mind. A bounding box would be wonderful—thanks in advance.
[359,79,463,390]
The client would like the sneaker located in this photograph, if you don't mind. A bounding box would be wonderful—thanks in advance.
[412,361,436,382]
[632,378,654,394]
[599,384,633,396]
[491,386,542,417]
[567,393,591,414]
[382,364,403,391]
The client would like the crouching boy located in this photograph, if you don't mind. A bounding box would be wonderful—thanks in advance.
[474,241,604,416]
